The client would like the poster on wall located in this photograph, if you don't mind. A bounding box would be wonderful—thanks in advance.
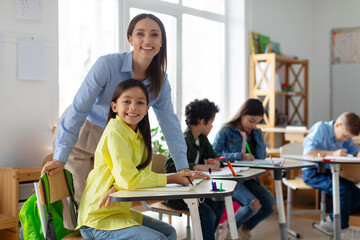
[18,36,45,81]
[16,0,43,21]
[0,33,3,82]
[331,27,360,64]
[331,27,360,119]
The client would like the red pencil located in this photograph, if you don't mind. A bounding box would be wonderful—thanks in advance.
[226,161,237,176]
[207,156,226,162]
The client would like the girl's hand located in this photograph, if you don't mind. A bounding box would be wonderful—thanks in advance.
[241,153,255,160]
[205,159,221,169]
[194,164,220,172]
[98,185,120,209]
[179,168,209,179]
[167,171,196,185]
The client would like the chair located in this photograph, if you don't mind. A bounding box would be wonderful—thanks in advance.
[34,170,84,239]
[280,142,326,238]
[141,154,191,240]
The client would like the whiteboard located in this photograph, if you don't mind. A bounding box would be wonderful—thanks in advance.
[331,27,360,119]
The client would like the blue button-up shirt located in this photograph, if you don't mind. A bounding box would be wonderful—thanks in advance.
[303,120,359,155]
[54,51,188,170]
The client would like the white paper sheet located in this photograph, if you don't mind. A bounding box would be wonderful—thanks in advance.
[128,179,204,192]
[201,167,249,176]
[16,0,43,21]
[324,156,360,161]
[18,36,45,81]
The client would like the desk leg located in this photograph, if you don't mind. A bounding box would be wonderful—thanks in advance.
[273,169,288,240]
[225,196,239,240]
[184,198,203,240]
[330,164,341,240]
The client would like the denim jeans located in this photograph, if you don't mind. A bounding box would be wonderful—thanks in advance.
[303,168,360,229]
[79,214,176,240]
[232,179,276,230]
[180,198,224,240]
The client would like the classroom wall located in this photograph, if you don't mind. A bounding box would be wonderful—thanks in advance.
[0,0,58,167]
[247,0,360,126]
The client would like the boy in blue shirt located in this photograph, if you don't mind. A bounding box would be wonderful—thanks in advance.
[303,112,360,237]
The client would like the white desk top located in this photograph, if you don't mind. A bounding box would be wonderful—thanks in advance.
[232,158,315,170]
[109,179,237,202]
[286,155,360,164]
[212,168,266,182]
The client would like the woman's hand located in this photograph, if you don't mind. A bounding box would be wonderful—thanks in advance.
[98,185,120,209]
[241,153,255,161]
[41,160,65,175]
[333,149,347,156]
[179,168,209,179]
[194,164,220,172]
[167,171,196,185]
[205,159,221,169]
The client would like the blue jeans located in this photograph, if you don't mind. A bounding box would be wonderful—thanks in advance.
[303,168,360,229]
[232,179,276,230]
[182,198,224,240]
[79,214,176,240]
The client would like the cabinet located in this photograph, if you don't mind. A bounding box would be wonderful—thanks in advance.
[249,53,308,148]
[0,167,42,240]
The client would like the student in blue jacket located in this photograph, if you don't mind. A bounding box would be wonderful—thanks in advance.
[213,98,276,240]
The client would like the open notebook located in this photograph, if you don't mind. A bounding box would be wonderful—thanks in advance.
[128,179,204,192]
[235,159,282,166]
[323,156,360,162]
[200,167,249,176]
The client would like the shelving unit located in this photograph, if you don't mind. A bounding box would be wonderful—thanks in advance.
[0,167,42,240]
[249,53,308,148]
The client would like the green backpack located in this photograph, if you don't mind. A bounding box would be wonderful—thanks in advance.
[19,169,78,240]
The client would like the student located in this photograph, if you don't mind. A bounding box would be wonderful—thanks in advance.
[76,79,196,240]
[303,112,360,237]
[213,98,276,240]
[42,13,193,203]
[165,98,225,240]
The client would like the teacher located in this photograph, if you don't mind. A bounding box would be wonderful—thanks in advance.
[42,13,189,202]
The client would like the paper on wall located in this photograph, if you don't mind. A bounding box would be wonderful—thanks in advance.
[16,0,43,21]
[18,36,46,81]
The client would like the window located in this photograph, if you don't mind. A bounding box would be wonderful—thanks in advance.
[59,0,227,141]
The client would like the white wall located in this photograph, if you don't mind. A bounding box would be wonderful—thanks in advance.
[247,0,360,126]
[0,0,58,167]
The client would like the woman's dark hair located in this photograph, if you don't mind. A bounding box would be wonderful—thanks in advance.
[185,99,219,126]
[107,79,152,170]
[227,98,264,126]
[127,13,167,99]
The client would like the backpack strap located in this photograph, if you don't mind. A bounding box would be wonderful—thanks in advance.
[63,169,78,227]
[40,173,57,240]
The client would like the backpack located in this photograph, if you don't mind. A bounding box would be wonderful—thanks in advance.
[19,169,78,240]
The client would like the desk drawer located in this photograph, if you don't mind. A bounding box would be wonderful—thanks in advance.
[19,182,35,201]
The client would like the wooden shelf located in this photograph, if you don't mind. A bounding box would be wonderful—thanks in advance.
[250,53,308,148]
[0,167,42,239]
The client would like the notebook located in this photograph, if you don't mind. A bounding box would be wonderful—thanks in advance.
[200,167,249,176]
[234,159,282,166]
[128,179,204,192]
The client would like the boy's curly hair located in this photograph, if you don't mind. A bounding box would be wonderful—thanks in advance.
[185,99,219,126]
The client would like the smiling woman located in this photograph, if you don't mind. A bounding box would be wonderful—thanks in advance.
[42,13,189,205]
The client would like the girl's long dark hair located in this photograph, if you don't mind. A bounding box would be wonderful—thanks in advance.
[107,79,152,170]
[227,98,264,127]
[127,13,167,99]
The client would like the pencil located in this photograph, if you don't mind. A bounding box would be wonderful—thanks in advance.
[245,141,252,154]
[186,176,193,186]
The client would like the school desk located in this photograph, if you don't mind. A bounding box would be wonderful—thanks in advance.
[231,159,315,240]
[285,155,360,240]
[109,179,238,240]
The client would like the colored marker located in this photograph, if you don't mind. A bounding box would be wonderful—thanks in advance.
[269,155,275,167]
[245,141,252,155]
[207,156,226,162]
[213,182,217,191]
[280,156,286,167]
[220,183,223,191]
[186,176,193,186]
[226,161,237,176]
[209,168,215,190]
